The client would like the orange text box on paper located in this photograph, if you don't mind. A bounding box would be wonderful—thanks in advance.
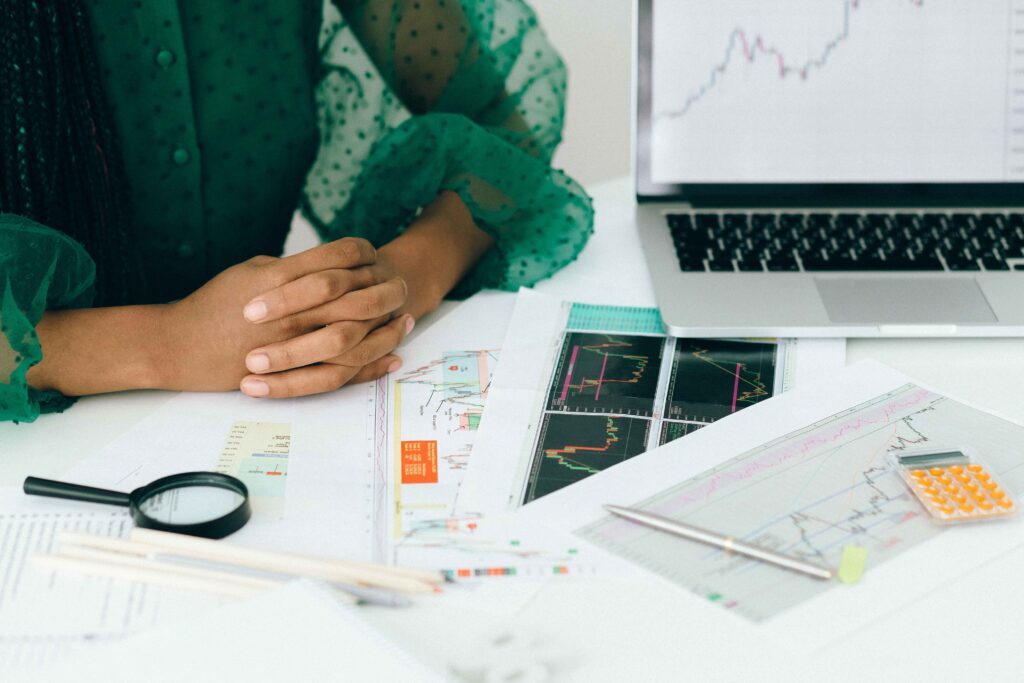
[401,440,438,484]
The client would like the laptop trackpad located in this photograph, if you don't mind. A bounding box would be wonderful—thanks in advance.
[815,278,997,324]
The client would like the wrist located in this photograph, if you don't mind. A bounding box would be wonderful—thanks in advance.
[28,304,173,395]
[376,191,494,318]
[377,241,446,319]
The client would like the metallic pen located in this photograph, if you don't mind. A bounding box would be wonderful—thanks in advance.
[604,504,834,581]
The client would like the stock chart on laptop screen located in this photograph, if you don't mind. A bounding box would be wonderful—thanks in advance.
[650,0,1024,184]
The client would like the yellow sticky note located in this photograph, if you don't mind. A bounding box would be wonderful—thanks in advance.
[838,545,868,585]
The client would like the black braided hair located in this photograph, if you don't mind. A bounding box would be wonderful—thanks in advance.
[1,0,132,305]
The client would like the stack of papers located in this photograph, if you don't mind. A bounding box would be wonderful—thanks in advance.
[7,287,1024,678]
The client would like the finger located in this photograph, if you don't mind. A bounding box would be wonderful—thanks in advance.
[349,355,403,385]
[243,268,378,323]
[332,315,414,368]
[245,319,380,374]
[240,363,361,399]
[269,238,376,283]
[297,277,408,326]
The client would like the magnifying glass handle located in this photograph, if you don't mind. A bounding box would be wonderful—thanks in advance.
[24,477,131,507]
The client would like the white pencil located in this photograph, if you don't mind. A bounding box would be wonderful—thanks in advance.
[56,529,440,596]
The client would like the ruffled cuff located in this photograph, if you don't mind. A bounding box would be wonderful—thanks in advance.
[0,214,95,423]
[307,113,593,297]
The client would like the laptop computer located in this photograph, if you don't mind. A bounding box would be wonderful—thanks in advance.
[634,0,1024,337]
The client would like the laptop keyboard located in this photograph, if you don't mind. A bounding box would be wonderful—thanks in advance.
[667,212,1024,273]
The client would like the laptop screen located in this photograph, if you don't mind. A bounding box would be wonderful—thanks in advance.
[636,0,1024,204]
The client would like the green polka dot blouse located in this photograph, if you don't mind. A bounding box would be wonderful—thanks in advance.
[0,0,593,423]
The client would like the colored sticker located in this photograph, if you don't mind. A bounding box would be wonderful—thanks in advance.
[400,440,438,484]
[837,545,869,585]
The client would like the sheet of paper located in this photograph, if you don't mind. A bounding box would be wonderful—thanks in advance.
[0,488,226,671]
[59,292,517,562]
[514,361,1024,652]
[52,290,600,581]
[14,579,444,683]
[458,289,846,514]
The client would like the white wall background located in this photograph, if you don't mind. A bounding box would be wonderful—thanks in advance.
[529,0,634,186]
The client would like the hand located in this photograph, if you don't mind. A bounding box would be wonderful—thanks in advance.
[236,239,412,398]
[162,238,408,395]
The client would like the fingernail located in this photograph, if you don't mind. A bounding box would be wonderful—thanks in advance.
[246,353,270,373]
[241,379,269,396]
[387,359,402,374]
[404,315,415,334]
[243,300,268,322]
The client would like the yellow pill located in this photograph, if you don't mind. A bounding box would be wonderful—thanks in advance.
[911,469,929,478]
[939,505,955,515]
[930,496,947,506]
[958,503,975,513]
[998,499,1014,509]
[968,464,983,473]
[972,493,987,503]
[983,481,999,490]
[979,500,994,511]
[955,474,971,483]
[964,482,978,493]
[923,487,940,496]
[930,467,945,476]
[975,472,991,482]
[938,476,953,485]
[949,465,964,474]
[952,494,967,504]
[944,484,958,493]
[991,490,1006,500]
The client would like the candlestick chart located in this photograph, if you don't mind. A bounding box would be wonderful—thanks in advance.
[524,414,651,503]
[545,332,664,417]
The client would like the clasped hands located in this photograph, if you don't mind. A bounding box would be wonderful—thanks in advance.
[165,237,414,399]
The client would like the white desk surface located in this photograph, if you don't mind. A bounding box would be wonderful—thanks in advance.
[4,177,1024,681]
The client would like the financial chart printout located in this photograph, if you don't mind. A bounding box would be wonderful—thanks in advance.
[526,309,783,504]
[650,0,1024,183]
[576,384,1024,621]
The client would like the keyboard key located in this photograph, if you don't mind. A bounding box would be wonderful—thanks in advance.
[737,257,764,272]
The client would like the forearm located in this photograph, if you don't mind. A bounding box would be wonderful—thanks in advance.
[26,305,169,396]
[378,191,494,319]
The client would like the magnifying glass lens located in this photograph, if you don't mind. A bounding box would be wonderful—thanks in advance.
[138,485,246,525]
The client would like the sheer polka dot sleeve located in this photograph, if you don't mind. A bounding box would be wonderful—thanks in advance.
[0,215,96,422]
[303,0,593,295]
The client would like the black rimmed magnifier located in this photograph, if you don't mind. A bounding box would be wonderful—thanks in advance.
[23,472,251,539]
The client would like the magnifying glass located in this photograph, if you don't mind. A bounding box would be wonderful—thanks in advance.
[23,472,251,539]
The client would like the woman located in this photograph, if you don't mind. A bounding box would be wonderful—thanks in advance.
[0,1,592,422]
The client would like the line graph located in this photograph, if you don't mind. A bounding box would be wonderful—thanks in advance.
[578,384,1024,621]
[524,414,650,503]
[390,348,498,538]
[661,0,924,120]
[650,0,1015,183]
[664,339,778,423]
[546,333,664,416]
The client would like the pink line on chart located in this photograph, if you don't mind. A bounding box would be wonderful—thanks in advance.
[730,363,741,413]
[559,345,581,401]
[596,389,938,543]
[594,352,610,401]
